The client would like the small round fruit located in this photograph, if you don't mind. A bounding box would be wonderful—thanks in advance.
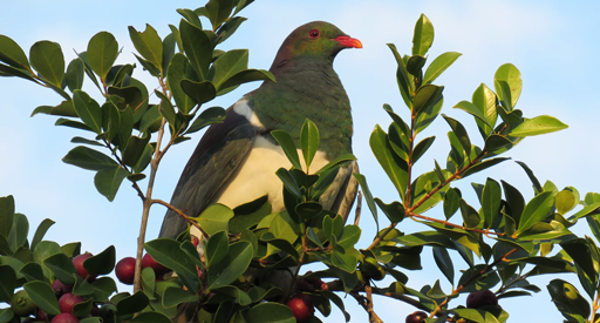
[115,257,136,285]
[191,235,200,247]
[52,280,73,297]
[58,293,85,314]
[142,253,168,275]
[51,313,80,323]
[72,253,96,282]
[466,290,498,309]
[36,308,48,322]
[11,290,37,317]
[406,311,428,323]
[286,294,314,322]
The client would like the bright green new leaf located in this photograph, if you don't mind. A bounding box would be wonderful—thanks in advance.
[509,115,568,137]
[128,25,163,75]
[29,40,64,87]
[87,32,119,80]
[556,188,578,215]
[517,191,554,234]
[412,14,434,56]
[300,119,319,171]
[94,167,129,201]
[494,63,522,109]
[0,35,30,68]
[423,51,461,84]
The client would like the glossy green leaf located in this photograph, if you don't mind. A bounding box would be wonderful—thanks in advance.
[185,106,226,134]
[30,218,54,252]
[442,114,471,156]
[122,133,151,168]
[276,169,302,199]
[374,198,405,223]
[162,286,200,309]
[271,130,301,170]
[29,40,64,86]
[300,119,320,171]
[218,68,275,91]
[180,20,212,80]
[128,25,163,74]
[443,187,460,220]
[0,35,29,68]
[472,83,498,136]
[353,173,378,226]
[370,125,408,200]
[462,157,509,178]
[414,84,443,114]
[245,302,295,323]
[556,188,578,215]
[517,191,554,233]
[206,241,253,290]
[423,51,461,84]
[481,178,501,228]
[412,136,435,163]
[7,213,27,252]
[0,265,16,303]
[31,100,78,118]
[509,115,568,137]
[412,14,434,56]
[406,54,426,76]
[116,291,149,316]
[23,281,61,316]
[460,199,480,229]
[44,253,77,285]
[180,79,216,107]
[433,246,454,284]
[547,279,590,321]
[210,49,248,89]
[494,63,522,109]
[84,245,115,277]
[145,238,200,292]
[387,44,413,107]
[206,231,229,266]
[94,167,129,201]
[87,32,118,80]
[166,53,195,113]
[66,58,84,91]
[453,100,492,129]
[62,146,117,171]
[73,90,103,133]
[515,161,543,194]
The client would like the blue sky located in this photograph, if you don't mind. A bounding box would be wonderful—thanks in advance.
[1,0,600,321]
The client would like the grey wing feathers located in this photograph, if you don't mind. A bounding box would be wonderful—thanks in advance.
[159,107,256,239]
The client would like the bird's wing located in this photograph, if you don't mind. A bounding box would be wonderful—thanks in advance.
[159,106,256,239]
[322,160,359,222]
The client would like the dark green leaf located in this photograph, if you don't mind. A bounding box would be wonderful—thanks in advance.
[87,32,118,80]
[210,49,248,89]
[412,136,435,163]
[185,106,226,134]
[370,125,408,200]
[31,100,77,118]
[73,90,103,133]
[271,130,301,170]
[7,213,27,252]
[62,146,117,171]
[374,198,405,223]
[44,253,77,285]
[23,281,61,315]
[442,114,471,156]
[167,53,195,113]
[30,218,54,252]
[245,302,295,323]
[84,245,115,276]
[414,84,443,115]
[515,161,543,194]
[517,191,554,234]
[180,79,216,106]
[387,44,413,107]
[145,238,200,293]
[66,58,84,91]
[122,133,151,167]
[116,291,149,316]
[218,68,275,90]
[460,199,480,229]
[462,157,510,178]
[443,187,460,220]
[481,178,501,228]
[0,265,16,303]
[29,40,64,86]
[180,20,212,80]
[353,173,378,226]
[94,167,129,201]
[206,241,253,290]
[216,16,247,43]
[128,25,163,74]
[406,55,426,76]
[433,246,453,284]
[300,119,319,171]
[0,196,14,240]
[206,231,229,266]
[0,35,30,68]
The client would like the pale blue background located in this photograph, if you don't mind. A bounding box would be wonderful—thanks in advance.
[1,1,599,321]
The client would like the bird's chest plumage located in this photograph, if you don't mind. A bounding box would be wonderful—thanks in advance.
[214,135,330,210]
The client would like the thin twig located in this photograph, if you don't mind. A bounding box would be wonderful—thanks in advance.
[151,199,209,239]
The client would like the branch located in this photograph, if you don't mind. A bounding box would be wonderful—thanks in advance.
[151,199,209,238]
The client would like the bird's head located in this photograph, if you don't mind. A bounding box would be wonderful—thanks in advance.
[270,21,362,71]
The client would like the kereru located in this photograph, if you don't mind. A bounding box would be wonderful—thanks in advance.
[159,21,362,253]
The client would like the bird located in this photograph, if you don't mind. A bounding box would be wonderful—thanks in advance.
[159,21,362,257]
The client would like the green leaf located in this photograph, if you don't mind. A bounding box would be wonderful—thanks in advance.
[460,199,480,229]
[300,119,320,171]
[206,241,253,290]
[73,90,103,133]
[23,281,61,316]
[128,25,163,75]
[129,311,171,323]
[412,136,435,163]
[414,84,444,114]
[406,55,426,76]
[517,191,554,234]
[84,245,116,276]
[547,279,591,321]
[387,44,413,108]
[29,40,64,86]
[180,20,212,80]
[245,302,295,323]
[443,188,460,220]
[31,100,78,118]
[453,100,492,129]
[7,213,28,252]
[462,157,510,178]
[176,9,202,28]
[412,14,434,56]
[116,291,149,316]
[370,125,408,201]
[509,115,568,137]
[218,68,275,91]
[195,204,234,237]
[62,146,118,171]
[271,130,302,170]
[180,79,217,106]
[0,196,14,240]
[31,218,54,251]
[210,49,248,89]
[0,265,16,303]
[354,173,378,227]
[94,167,129,201]
[216,16,247,44]
[87,32,119,80]
[185,106,226,134]
[162,286,200,309]
[0,35,30,68]
[494,63,522,110]
[44,253,77,285]
[167,53,195,113]
[433,246,454,284]
[66,58,84,91]
[556,188,578,215]
[206,231,229,266]
[451,308,499,323]
[204,0,235,30]
[145,239,200,293]
[481,178,501,228]
[423,51,461,84]
[122,133,151,168]
[442,115,471,156]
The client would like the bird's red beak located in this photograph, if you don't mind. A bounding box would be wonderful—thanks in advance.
[335,35,363,48]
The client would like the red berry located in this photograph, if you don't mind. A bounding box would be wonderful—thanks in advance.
[406,311,428,323]
[115,257,136,285]
[191,236,200,247]
[52,280,73,297]
[467,290,498,309]
[142,253,168,275]
[58,293,85,314]
[51,313,79,323]
[72,253,96,282]
[35,308,48,321]
[286,294,314,322]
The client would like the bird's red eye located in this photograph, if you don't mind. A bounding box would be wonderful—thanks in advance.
[309,29,320,39]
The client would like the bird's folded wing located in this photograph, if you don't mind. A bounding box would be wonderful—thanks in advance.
[328,160,359,223]
[159,107,256,239]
